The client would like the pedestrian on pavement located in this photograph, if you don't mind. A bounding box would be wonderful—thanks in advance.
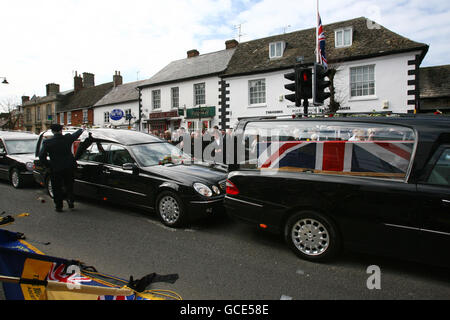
[39,124,84,212]
[164,130,173,144]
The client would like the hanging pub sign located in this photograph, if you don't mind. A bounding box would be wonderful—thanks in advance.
[110,109,124,121]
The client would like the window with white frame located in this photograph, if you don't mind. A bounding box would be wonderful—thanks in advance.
[152,90,161,109]
[335,27,353,48]
[249,79,266,105]
[36,106,41,121]
[171,87,179,109]
[350,65,375,97]
[83,109,88,123]
[104,111,110,123]
[194,83,205,105]
[67,111,72,124]
[269,41,285,59]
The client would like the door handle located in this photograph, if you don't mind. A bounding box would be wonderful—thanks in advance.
[103,168,111,174]
[442,199,450,206]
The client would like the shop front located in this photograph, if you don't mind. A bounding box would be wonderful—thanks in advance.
[148,110,180,134]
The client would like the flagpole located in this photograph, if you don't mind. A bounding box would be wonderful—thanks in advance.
[316,0,320,64]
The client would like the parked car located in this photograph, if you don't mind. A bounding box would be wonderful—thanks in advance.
[33,128,227,227]
[225,116,450,266]
[0,131,38,188]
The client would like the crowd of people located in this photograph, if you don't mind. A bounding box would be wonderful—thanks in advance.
[151,126,234,164]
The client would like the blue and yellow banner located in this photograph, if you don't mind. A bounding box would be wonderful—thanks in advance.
[0,229,180,300]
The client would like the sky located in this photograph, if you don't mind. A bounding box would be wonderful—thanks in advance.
[1,0,449,107]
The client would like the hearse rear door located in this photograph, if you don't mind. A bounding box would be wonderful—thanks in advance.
[416,146,450,265]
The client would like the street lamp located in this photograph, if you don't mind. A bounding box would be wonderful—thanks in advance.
[1,77,8,84]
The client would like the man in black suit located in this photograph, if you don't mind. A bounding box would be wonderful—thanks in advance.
[39,124,84,212]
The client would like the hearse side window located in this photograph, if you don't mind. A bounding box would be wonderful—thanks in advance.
[240,121,416,181]
[427,149,450,187]
[79,143,109,163]
[108,145,135,166]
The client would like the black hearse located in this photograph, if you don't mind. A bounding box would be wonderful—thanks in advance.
[225,116,450,265]
[34,128,227,227]
[0,131,38,188]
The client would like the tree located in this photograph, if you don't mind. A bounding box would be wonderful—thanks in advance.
[0,96,23,130]
[326,63,348,114]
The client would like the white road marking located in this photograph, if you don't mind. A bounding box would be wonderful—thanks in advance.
[145,219,197,233]
[145,219,177,232]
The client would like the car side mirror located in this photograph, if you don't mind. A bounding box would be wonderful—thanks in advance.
[122,163,138,173]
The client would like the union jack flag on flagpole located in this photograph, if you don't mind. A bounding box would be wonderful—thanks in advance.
[317,13,328,69]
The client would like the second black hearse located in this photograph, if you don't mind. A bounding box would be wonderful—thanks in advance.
[225,116,450,266]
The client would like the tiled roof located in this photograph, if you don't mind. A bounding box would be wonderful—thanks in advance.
[223,17,428,77]
[94,80,147,107]
[138,48,236,88]
[59,82,114,112]
[420,65,450,99]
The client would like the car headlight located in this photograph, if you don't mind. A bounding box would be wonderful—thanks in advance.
[26,162,34,171]
[212,185,220,195]
[193,183,213,197]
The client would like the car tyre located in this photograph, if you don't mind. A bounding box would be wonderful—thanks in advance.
[284,210,341,262]
[10,168,23,189]
[156,191,187,228]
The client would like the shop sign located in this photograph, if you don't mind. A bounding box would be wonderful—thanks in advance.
[180,106,216,119]
[149,110,179,119]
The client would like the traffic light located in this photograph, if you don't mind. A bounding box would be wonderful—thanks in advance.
[313,63,331,105]
[284,69,301,107]
[284,67,313,107]
[299,68,312,102]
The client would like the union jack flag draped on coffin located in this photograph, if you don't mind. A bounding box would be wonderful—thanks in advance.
[257,140,413,177]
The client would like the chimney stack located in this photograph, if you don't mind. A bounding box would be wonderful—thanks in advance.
[21,96,30,105]
[225,39,239,50]
[187,49,200,58]
[46,83,60,96]
[113,71,123,87]
[74,71,83,93]
[83,72,95,88]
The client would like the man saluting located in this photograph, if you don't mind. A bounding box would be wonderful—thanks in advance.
[39,124,84,212]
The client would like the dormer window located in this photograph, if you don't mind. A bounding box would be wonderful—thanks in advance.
[335,27,353,48]
[269,41,285,59]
